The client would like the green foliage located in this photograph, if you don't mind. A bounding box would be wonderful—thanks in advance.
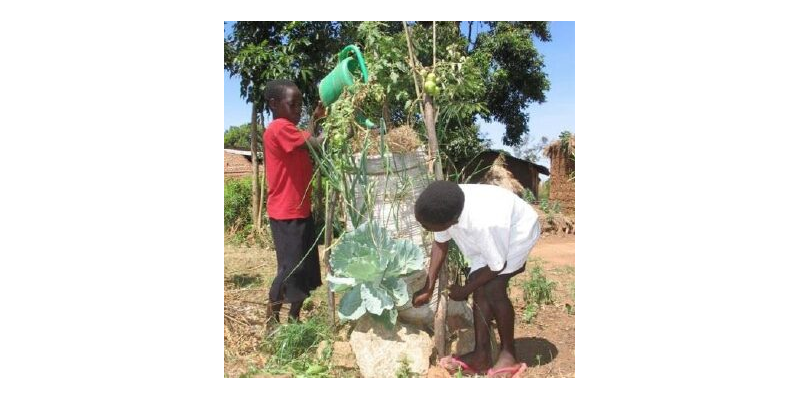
[255,314,334,378]
[224,177,271,247]
[538,179,550,202]
[224,177,252,229]
[225,20,553,169]
[355,22,414,124]
[475,22,551,146]
[311,83,383,230]
[559,130,573,150]
[225,22,314,113]
[559,130,575,181]
[395,357,417,378]
[327,221,425,326]
[539,197,561,214]
[447,240,470,285]
[262,314,331,365]
[224,122,263,151]
[521,263,556,323]
[522,188,536,204]
[538,197,561,224]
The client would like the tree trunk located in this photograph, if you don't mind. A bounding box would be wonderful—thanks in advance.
[250,103,261,231]
[382,98,391,130]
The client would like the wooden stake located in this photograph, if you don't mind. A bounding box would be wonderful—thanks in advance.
[404,21,448,358]
[322,183,339,326]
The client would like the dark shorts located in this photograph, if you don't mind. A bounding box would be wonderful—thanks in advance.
[268,216,322,304]
[467,262,527,283]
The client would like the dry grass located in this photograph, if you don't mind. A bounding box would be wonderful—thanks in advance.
[224,244,340,378]
[545,135,575,159]
[352,124,421,155]
[480,153,525,196]
[532,205,575,236]
[224,245,274,377]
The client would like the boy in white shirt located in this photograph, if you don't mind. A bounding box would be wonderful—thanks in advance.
[412,181,540,378]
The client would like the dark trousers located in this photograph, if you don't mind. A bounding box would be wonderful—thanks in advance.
[268,216,322,304]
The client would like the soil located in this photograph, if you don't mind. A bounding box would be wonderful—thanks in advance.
[513,234,575,378]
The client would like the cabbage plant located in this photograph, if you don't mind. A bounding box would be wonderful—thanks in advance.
[327,221,424,326]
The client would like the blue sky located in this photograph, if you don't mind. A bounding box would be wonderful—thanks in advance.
[224,21,574,168]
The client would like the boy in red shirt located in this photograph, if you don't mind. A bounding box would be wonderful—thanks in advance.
[262,79,326,323]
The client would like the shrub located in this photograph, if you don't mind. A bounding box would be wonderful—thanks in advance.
[521,263,556,323]
[224,177,252,229]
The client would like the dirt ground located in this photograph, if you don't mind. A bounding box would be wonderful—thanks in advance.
[224,233,575,378]
[512,234,575,377]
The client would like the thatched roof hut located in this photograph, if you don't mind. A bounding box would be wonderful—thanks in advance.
[545,135,575,216]
[453,150,550,200]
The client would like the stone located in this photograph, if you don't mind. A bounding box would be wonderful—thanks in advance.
[425,365,451,378]
[331,341,357,369]
[397,273,474,332]
[349,317,434,378]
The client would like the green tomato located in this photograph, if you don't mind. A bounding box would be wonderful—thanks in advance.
[426,72,436,82]
[432,87,440,97]
[424,80,436,94]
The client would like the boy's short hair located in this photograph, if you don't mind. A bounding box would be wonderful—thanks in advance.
[414,180,465,225]
[264,79,298,109]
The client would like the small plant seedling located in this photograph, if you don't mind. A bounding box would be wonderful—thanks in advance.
[395,357,416,378]
[521,266,556,323]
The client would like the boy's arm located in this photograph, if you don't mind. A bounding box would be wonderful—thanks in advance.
[449,225,510,301]
[412,240,449,307]
[302,101,327,150]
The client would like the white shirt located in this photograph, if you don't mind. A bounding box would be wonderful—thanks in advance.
[434,184,540,276]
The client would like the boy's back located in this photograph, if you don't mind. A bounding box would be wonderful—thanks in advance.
[263,117,313,220]
[434,184,540,275]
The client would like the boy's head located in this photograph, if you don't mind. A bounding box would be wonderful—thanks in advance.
[265,79,302,125]
[414,181,465,232]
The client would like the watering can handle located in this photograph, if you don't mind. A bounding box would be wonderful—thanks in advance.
[339,45,369,83]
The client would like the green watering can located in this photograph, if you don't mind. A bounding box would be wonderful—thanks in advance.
[319,45,369,106]
[319,45,375,129]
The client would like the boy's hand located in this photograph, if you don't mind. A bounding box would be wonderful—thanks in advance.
[447,284,469,301]
[412,287,433,307]
[312,101,327,121]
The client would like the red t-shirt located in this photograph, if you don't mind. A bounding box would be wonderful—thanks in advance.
[263,118,313,220]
